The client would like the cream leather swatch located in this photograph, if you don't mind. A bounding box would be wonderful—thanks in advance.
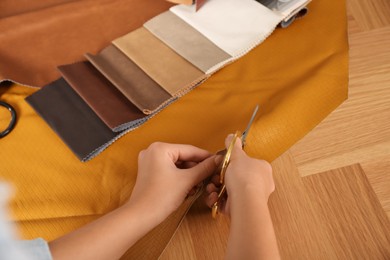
[170,0,282,58]
[144,11,231,73]
[113,27,205,96]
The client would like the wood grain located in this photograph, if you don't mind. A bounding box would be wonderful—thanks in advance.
[362,157,390,217]
[268,152,336,259]
[160,198,230,260]
[347,0,390,30]
[302,164,390,259]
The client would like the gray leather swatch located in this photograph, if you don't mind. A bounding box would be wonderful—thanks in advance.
[26,78,120,161]
[58,61,148,132]
[86,45,172,114]
[144,11,231,73]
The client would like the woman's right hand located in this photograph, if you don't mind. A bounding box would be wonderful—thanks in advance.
[205,134,275,216]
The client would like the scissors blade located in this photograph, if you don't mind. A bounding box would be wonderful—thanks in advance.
[241,105,259,146]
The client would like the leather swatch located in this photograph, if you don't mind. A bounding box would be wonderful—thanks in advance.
[170,0,282,57]
[58,61,148,132]
[113,27,205,96]
[26,78,119,161]
[144,11,231,73]
[0,0,173,87]
[85,45,172,114]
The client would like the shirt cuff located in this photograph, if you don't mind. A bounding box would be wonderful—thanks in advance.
[15,238,53,260]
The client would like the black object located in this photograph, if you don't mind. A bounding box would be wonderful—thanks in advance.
[0,100,17,138]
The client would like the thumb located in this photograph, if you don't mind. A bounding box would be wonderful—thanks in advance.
[225,133,245,160]
[188,155,219,185]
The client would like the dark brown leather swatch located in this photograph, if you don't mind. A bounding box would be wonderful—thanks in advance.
[58,61,147,132]
[85,45,172,114]
[25,78,119,161]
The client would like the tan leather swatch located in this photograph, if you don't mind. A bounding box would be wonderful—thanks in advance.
[144,11,231,73]
[0,0,173,87]
[113,27,205,96]
[58,61,147,131]
[86,45,172,114]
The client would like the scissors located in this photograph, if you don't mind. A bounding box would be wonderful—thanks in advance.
[0,100,17,138]
[211,105,259,218]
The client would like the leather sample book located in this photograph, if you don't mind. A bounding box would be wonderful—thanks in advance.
[26,0,315,161]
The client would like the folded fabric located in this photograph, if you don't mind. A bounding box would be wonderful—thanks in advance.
[113,27,205,96]
[58,61,148,132]
[25,78,123,161]
[85,45,172,115]
[144,11,231,73]
[0,0,173,87]
[170,0,283,59]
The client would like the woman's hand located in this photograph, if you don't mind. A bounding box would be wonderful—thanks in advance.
[126,142,219,225]
[205,134,275,216]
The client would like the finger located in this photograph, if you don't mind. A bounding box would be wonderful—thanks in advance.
[211,174,220,186]
[137,149,146,162]
[176,161,197,169]
[166,144,212,163]
[189,155,219,184]
[225,133,244,160]
[206,182,218,194]
[205,192,219,208]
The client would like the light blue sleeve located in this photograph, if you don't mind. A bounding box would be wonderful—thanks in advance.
[14,238,53,260]
[0,183,52,260]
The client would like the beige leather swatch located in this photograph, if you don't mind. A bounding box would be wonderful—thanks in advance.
[86,45,172,114]
[113,27,205,96]
[144,11,231,73]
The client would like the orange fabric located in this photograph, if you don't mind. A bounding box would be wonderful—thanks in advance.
[0,0,348,258]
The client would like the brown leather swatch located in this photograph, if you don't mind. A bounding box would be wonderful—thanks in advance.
[144,11,231,73]
[85,45,172,114]
[0,0,173,87]
[58,61,147,132]
[25,78,118,161]
[113,27,205,96]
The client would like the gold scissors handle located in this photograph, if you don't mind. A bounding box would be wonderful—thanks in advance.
[211,131,240,218]
[211,105,259,219]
